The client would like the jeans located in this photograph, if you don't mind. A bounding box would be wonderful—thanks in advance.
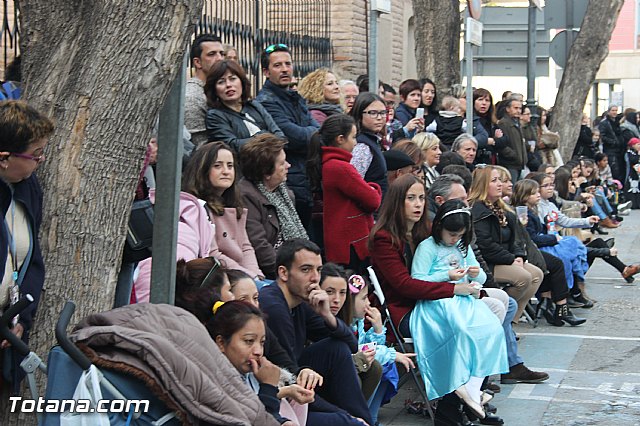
[503,297,523,368]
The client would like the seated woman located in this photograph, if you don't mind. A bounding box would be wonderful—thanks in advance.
[205,60,284,152]
[208,301,313,426]
[238,134,308,279]
[307,114,381,273]
[369,175,503,424]
[182,141,265,283]
[511,180,587,326]
[469,166,544,322]
[298,68,343,125]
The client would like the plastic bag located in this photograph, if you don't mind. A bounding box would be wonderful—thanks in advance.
[60,365,110,426]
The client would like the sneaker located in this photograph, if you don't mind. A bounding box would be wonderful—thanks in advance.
[617,209,630,216]
[572,293,594,308]
[500,363,549,384]
[566,294,585,308]
[617,201,632,212]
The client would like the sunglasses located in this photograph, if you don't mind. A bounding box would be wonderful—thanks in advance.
[265,43,288,54]
[200,257,222,288]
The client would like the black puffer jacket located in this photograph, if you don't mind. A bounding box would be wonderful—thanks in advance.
[471,201,526,272]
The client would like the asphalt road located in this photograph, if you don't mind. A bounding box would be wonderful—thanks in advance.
[378,210,640,426]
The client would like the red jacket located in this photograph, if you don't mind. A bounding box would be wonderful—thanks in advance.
[322,146,381,264]
[370,230,455,332]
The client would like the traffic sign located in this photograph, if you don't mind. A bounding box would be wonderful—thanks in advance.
[545,0,588,29]
[549,29,579,68]
[465,17,483,46]
[467,0,482,19]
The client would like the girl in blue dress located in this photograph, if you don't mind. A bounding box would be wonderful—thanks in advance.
[410,199,508,420]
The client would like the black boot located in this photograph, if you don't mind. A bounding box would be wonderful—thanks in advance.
[543,302,563,327]
[554,303,587,326]
[591,223,608,235]
[434,393,472,426]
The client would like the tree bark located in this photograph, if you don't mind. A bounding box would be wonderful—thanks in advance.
[2,1,202,423]
[412,0,461,93]
[550,0,624,161]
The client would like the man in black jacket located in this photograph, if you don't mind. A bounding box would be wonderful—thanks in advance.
[256,44,320,231]
[599,105,625,182]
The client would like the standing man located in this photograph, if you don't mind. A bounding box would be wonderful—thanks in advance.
[256,44,319,231]
[185,34,225,148]
[599,105,625,183]
[497,98,528,182]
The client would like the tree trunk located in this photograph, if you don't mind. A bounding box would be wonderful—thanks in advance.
[550,0,624,161]
[2,1,202,423]
[412,0,461,93]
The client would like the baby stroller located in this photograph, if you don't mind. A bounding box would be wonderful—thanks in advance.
[0,296,178,425]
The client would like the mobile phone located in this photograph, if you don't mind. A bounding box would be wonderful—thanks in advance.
[415,107,425,120]
[359,342,377,352]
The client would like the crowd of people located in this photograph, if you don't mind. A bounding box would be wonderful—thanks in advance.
[3,33,640,426]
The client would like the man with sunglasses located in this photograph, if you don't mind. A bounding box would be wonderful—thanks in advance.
[185,34,226,148]
[256,44,320,232]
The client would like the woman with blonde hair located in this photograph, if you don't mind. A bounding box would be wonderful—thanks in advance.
[469,166,543,321]
[494,165,514,204]
[412,132,441,189]
[298,68,343,125]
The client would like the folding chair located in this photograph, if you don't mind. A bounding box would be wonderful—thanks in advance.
[367,266,435,419]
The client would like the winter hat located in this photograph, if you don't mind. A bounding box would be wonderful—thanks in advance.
[383,150,415,171]
[628,137,640,149]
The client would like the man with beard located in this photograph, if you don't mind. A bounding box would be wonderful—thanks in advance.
[256,44,319,231]
[259,239,372,426]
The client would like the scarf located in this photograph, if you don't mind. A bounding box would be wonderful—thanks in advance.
[485,201,508,227]
[257,182,308,240]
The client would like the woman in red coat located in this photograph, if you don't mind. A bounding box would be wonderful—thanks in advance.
[308,114,382,273]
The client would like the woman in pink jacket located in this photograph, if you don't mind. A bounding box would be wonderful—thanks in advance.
[183,142,265,282]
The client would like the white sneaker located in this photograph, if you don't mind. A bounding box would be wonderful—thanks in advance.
[617,201,632,212]
[618,209,630,216]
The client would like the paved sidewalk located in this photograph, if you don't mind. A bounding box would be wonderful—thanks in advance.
[377,210,640,426]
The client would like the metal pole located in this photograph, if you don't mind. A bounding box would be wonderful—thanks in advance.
[368,5,378,94]
[526,0,538,123]
[590,83,598,123]
[465,39,473,133]
[149,54,186,305]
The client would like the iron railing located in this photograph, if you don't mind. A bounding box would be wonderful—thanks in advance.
[0,1,332,93]
[198,0,332,94]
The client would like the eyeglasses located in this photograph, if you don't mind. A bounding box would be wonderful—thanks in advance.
[384,100,396,107]
[11,152,45,163]
[363,110,387,118]
[200,257,221,288]
[265,43,288,54]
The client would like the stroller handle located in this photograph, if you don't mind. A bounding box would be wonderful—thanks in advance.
[55,301,92,371]
[0,294,33,356]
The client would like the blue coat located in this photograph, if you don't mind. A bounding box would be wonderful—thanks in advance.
[1,174,45,391]
[256,80,319,204]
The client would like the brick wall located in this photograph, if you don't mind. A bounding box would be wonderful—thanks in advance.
[331,0,368,81]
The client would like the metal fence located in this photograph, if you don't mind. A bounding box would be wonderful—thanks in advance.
[197,0,332,93]
[0,1,332,92]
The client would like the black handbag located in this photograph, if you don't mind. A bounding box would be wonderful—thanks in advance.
[123,198,154,263]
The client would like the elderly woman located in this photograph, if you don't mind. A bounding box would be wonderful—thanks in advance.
[451,133,478,171]
[298,68,343,125]
[412,132,441,189]
[238,134,308,279]
[0,101,54,393]
[339,80,359,114]
[205,60,284,152]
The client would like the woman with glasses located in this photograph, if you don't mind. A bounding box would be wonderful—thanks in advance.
[205,60,284,153]
[350,92,391,197]
[298,68,343,126]
[0,101,54,394]
[182,141,266,284]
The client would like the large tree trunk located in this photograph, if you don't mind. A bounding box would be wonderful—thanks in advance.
[2,1,202,423]
[412,0,461,92]
[550,0,624,160]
